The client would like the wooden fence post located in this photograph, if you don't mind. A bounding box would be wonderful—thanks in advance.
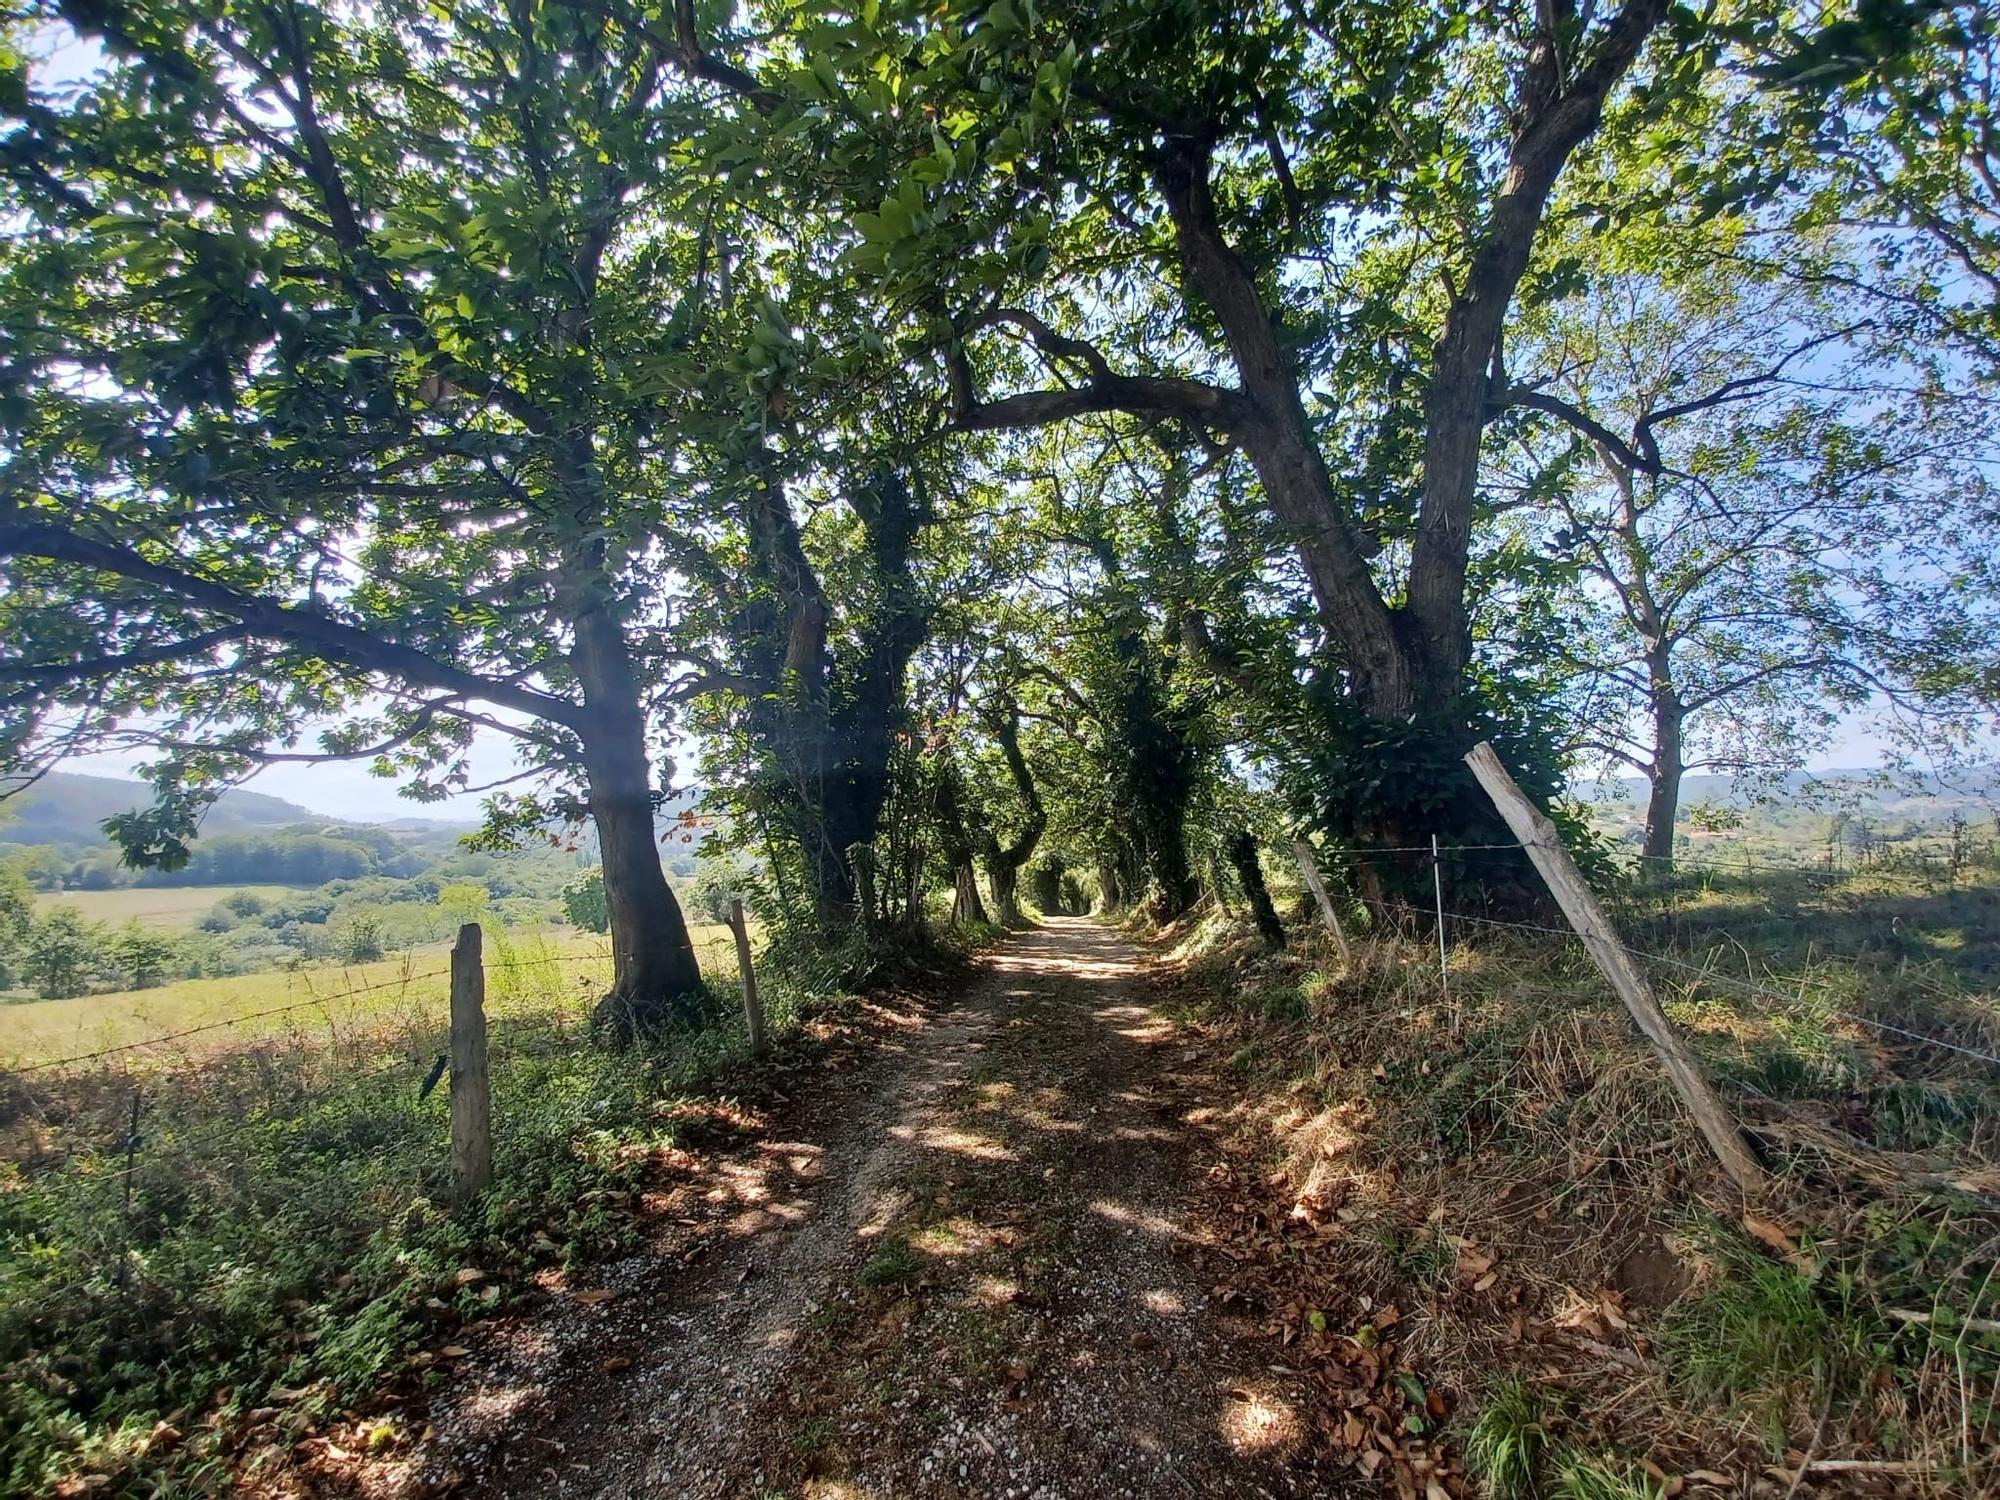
[449,922,493,1203]
[1463,742,1765,1192]
[728,897,768,1058]
[1291,840,1353,965]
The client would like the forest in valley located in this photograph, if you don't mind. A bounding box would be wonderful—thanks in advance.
[2,0,2000,1497]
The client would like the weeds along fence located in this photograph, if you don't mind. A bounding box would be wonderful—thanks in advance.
[0,918,774,1209]
[1280,753,2000,1197]
[0,915,787,1478]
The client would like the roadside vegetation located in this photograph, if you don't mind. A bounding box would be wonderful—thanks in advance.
[1,0,1998,1495]
[1147,838,2000,1494]
[0,913,969,1497]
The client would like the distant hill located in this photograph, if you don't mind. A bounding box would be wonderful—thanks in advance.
[0,770,702,856]
[0,772,319,849]
[1584,766,2000,815]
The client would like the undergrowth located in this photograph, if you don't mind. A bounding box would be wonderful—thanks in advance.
[1143,864,2000,1489]
[0,923,989,1497]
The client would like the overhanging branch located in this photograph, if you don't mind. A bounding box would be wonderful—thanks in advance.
[0,516,588,732]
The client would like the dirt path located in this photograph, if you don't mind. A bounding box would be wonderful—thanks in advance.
[398,919,1331,1499]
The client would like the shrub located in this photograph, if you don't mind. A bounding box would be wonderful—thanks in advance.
[560,869,610,934]
[337,914,385,964]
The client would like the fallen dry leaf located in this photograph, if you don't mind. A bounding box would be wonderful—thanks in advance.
[1740,1213,1798,1257]
[572,1289,615,1306]
[439,1345,470,1359]
[452,1267,486,1286]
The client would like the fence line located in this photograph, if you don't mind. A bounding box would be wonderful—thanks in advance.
[13,964,455,1074]
[1356,888,2000,1075]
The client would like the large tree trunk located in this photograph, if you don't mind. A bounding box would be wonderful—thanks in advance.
[982,840,1024,926]
[738,466,930,933]
[1141,817,1199,922]
[1145,8,1670,838]
[975,705,1046,926]
[572,605,707,1041]
[1152,146,1415,714]
[1095,854,1123,914]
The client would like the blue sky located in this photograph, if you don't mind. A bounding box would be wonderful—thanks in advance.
[59,716,1916,825]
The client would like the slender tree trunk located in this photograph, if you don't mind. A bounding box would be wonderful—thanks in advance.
[1096,855,1123,914]
[1225,830,1286,951]
[1644,669,1685,868]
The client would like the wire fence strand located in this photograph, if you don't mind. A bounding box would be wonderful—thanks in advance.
[10,964,455,1074]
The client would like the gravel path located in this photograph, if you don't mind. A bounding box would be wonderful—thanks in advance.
[394,918,1329,1499]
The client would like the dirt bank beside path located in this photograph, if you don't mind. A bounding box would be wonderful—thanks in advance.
[374,918,1335,1499]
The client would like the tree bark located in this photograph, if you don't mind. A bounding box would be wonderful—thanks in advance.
[1095,855,1123,913]
[1644,674,1685,868]
[1152,143,1416,713]
[1226,830,1286,951]
[737,465,930,931]
[935,764,989,925]
[975,705,1045,926]
[572,604,707,1041]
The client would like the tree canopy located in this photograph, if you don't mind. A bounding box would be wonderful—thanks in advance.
[0,0,1993,1022]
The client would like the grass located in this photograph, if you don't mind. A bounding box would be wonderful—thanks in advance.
[857,1234,922,1287]
[0,922,743,1067]
[1144,856,2000,1488]
[1550,1452,1665,1500]
[31,884,306,928]
[0,914,780,1497]
[1464,1377,1553,1500]
[1661,1225,1866,1424]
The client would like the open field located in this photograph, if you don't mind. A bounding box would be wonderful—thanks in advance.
[30,883,305,928]
[0,921,744,1067]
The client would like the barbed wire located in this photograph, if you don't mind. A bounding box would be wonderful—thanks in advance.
[1309,841,1528,860]
[1354,893,2000,1072]
[9,964,453,1075]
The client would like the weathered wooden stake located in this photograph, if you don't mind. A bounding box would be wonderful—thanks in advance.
[1464,742,1764,1191]
[1291,840,1352,965]
[449,922,493,1204]
[1431,833,1449,994]
[728,897,768,1058]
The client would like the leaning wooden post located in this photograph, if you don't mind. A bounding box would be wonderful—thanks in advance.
[1463,742,1764,1192]
[728,897,768,1058]
[449,922,493,1204]
[1291,840,1353,965]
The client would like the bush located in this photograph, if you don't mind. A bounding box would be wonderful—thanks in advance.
[337,914,385,964]
[20,907,105,999]
[560,869,610,933]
